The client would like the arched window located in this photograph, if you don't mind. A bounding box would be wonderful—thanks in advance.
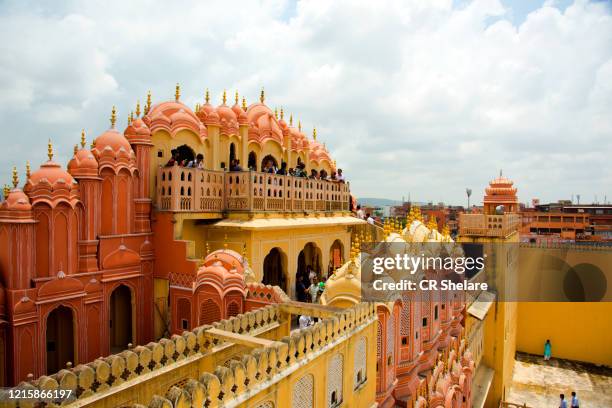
[354,337,367,389]
[327,354,343,407]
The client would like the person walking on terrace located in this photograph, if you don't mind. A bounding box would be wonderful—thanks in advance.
[544,339,552,361]
[559,394,567,408]
[570,391,579,408]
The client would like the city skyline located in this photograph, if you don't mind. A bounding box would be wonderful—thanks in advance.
[0,0,611,203]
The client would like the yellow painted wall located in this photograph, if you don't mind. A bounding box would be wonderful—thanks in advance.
[516,302,612,366]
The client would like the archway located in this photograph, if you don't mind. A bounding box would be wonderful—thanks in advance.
[173,144,195,166]
[297,242,323,282]
[46,306,74,374]
[260,154,278,172]
[329,239,344,275]
[229,143,236,166]
[248,151,257,171]
[110,285,133,353]
[262,248,287,292]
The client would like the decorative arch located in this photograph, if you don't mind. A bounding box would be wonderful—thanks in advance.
[109,284,133,352]
[329,239,344,271]
[262,247,288,293]
[199,298,221,325]
[45,305,76,374]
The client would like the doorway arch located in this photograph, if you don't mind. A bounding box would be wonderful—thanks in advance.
[109,285,133,353]
[229,143,236,166]
[46,306,75,374]
[174,144,195,166]
[248,151,257,171]
[262,248,287,292]
[329,239,344,274]
[261,154,278,172]
[297,242,323,280]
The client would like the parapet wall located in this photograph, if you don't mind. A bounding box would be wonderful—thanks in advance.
[4,302,377,408]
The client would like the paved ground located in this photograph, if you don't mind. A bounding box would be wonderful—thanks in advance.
[507,352,612,408]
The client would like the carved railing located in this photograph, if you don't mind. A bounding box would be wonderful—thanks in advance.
[156,166,350,213]
[459,213,519,237]
[6,302,376,408]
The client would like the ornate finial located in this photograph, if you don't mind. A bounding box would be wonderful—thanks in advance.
[280,107,284,120]
[205,88,210,104]
[223,234,228,249]
[274,107,278,119]
[242,243,247,260]
[128,111,133,125]
[12,166,18,189]
[136,100,141,117]
[3,184,9,197]
[313,127,317,140]
[289,114,293,126]
[242,96,247,110]
[499,169,503,177]
[74,144,78,155]
[26,161,31,179]
[47,139,53,161]
[195,103,200,112]
[298,120,302,131]
[222,89,227,105]
[428,215,437,231]
[110,106,117,128]
[145,90,152,114]
[175,83,180,101]
[235,90,239,105]
[260,88,265,103]
[205,241,210,256]
[80,129,86,148]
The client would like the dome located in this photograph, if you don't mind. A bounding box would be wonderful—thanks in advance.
[125,117,151,143]
[320,258,362,306]
[216,104,239,134]
[26,161,76,192]
[246,103,283,145]
[68,148,98,177]
[1,188,31,211]
[204,249,246,274]
[231,102,247,124]
[196,102,220,125]
[92,128,133,156]
[195,260,246,295]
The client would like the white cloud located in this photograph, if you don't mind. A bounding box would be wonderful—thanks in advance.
[0,0,610,205]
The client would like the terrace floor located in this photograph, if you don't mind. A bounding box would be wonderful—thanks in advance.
[506,352,612,408]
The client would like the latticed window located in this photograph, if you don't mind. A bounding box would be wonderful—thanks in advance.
[400,293,411,336]
[327,354,343,407]
[255,402,274,408]
[354,336,367,389]
[376,320,382,362]
[292,374,314,408]
[199,299,220,325]
[386,315,395,365]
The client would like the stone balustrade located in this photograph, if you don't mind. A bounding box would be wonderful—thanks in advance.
[4,302,376,408]
[459,213,520,237]
[156,166,351,213]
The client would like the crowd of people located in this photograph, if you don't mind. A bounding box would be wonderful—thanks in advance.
[165,150,346,183]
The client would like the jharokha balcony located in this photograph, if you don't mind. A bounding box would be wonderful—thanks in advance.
[156,165,351,213]
[459,213,520,237]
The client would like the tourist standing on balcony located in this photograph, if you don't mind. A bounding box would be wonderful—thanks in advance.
[366,213,374,225]
[356,205,365,219]
[336,168,345,182]
[559,394,567,408]
[166,149,179,166]
[263,159,276,174]
[308,277,320,303]
[544,339,552,361]
[309,169,318,179]
[296,272,308,302]
[276,162,288,175]
[320,169,328,180]
[229,159,242,171]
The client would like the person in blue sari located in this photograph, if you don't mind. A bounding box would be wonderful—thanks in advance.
[544,339,552,361]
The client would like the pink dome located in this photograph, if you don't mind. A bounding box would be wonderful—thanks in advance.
[2,189,32,211]
[92,128,133,156]
[68,148,99,177]
[125,117,151,143]
[216,104,239,134]
[26,161,76,192]
[196,103,220,125]
[246,103,283,145]
[204,249,245,274]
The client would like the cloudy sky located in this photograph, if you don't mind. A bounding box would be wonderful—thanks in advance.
[1,0,611,205]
